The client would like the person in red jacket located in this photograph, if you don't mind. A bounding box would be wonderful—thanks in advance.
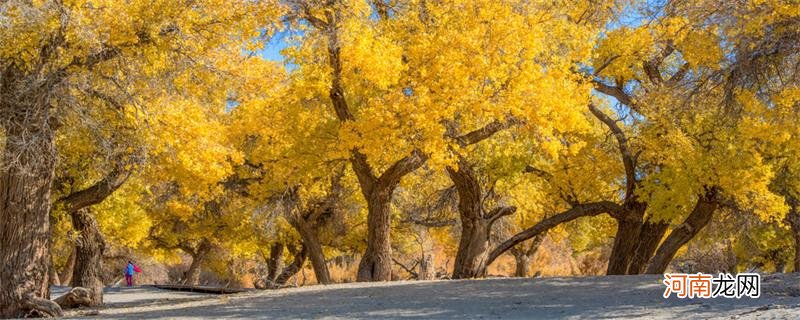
[124,260,141,286]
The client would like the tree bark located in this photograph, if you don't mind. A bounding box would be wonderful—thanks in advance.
[49,263,61,287]
[513,253,531,277]
[60,248,77,286]
[266,242,284,283]
[511,233,546,277]
[357,186,395,281]
[453,216,491,279]
[0,120,63,317]
[627,221,669,274]
[183,240,212,286]
[646,188,718,274]
[606,203,645,275]
[291,217,331,285]
[69,208,106,306]
[448,163,516,279]
[275,245,307,286]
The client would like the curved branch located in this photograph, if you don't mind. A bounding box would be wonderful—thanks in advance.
[591,79,636,108]
[376,149,427,190]
[486,201,621,266]
[588,103,637,198]
[451,117,518,147]
[58,167,131,213]
[487,206,517,225]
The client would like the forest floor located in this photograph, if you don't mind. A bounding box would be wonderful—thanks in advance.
[54,274,800,319]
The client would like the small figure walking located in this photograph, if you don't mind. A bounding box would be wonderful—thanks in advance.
[125,260,141,287]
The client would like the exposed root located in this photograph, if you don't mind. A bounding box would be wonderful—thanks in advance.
[21,293,64,318]
[53,287,92,310]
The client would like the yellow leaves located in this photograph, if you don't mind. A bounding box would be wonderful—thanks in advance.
[593,26,655,80]
[340,19,405,90]
[95,181,153,248]
[676,29,723,69]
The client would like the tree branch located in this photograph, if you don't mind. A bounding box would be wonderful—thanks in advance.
[486,201,621,266]
[377,149,427,190]
[588,103,637,198]
[451,117,518,147]
[486,206,517,225]
[58,167,131,213]
[591,79,636,108]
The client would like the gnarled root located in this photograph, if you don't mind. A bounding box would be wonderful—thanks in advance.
[21,293,64,318]
[53,287,92,310]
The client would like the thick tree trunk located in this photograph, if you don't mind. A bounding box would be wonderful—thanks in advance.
[627,221,669,274]
[184,256,204,286]
[275,245,308,286]
[60,248,77,286]
[607,204,645,275]
[449,164,488,279]
[266,242,284,283]
[357,188,394,282]
[292,218,331,285]
[453,217,491,279]
[70,208,106,306]
[788,202,800,273]
[183,241,212,286]
[646,189,718,274]
[448,164,515,279]
[0,122,63,317]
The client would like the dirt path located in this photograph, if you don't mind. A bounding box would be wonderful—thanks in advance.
[58,274,800,319]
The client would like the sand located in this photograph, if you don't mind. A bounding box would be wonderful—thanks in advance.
[54,273,800,319]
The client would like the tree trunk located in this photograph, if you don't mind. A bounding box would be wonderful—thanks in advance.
[356,187,394,282]
[788,202,800,273]
[627,221,669,274]
[266,242,284,283]
[607,204,645,275]
[448,164,515,279]
[512,233,546,277]
[49,263,61,287]
[292,218,331,285]
[453,217,491,279]
[513,253,531,277]
[449,164,488,279]
[183,240,212,286]
[69,208,106,306]
[416,226,435,280]
[275,245,307,286]
[60,248,77,286]
[0,122,63,317]
[646,189,718,274]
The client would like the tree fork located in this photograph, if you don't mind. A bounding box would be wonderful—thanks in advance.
[645,188,719,274]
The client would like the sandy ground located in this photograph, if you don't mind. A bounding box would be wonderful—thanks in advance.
[54,274,800,319]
